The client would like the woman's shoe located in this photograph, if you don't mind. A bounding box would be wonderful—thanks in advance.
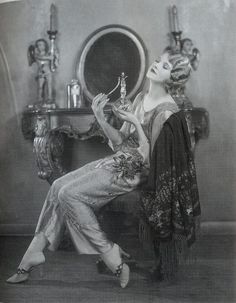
[6,252,45,284]
[115,262,130,288]
[101,243,130,288]
[96,247,132,275]
[6,267,33,284]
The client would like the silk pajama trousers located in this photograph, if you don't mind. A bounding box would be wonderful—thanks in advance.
[35,158,137,255]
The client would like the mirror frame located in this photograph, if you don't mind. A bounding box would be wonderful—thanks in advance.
[76,24,148,102]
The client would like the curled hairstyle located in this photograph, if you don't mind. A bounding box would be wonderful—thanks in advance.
[165,51,192,87]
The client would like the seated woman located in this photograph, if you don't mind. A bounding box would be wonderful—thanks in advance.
[6,52,194,288]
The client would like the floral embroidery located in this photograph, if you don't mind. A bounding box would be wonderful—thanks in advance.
[141,158,200,244]
[112,153,145,180]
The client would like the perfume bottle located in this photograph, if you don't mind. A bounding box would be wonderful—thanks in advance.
[108,72,132,112]
[67,79,83,108]
[117,72,132,111]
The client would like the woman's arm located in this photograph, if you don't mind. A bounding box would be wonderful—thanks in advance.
[134,119,150,163]
[91,94,124,146]
[113,108,150,162]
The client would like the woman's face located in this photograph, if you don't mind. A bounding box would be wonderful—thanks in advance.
[146,53,173,83]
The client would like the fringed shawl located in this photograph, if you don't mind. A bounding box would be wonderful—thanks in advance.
[140,110,201,278]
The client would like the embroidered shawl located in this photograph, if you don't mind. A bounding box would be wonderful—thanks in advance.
[141,110,200,244]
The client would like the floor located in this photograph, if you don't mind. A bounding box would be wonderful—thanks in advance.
[0,235,235,303]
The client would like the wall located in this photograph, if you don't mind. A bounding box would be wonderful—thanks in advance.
[0,0,235,234]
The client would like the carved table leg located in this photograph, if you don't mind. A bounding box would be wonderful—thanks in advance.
[33,115,66,184]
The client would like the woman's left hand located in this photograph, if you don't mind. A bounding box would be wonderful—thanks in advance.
[112,107,139,125]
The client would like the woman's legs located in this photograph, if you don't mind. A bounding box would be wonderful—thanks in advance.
[56,167,118,254]
[18,232,48,270]
[35,160,103,252]
[7,162,133,286]
[6,233,47,283]
[21,166,92,261]
[100,243,130,288]
[55,188,130,287]
[7,162,99,283]
[55,167,132,287]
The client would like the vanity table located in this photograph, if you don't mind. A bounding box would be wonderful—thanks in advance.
[22,106,209,185]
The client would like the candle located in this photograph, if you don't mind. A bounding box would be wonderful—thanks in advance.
[172,5,180,32]
[50,4,56,32]
[169,6,174,32]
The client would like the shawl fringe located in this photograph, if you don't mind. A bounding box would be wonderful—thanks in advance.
[139,216,201,280]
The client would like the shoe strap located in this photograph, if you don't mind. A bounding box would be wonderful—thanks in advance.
[115,263,123,277]
[17,268,31,275]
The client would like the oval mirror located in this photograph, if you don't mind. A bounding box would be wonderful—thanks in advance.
[76,25,147,103]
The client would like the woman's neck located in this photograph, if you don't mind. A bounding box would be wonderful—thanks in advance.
[146,81,168,101]
[142,81,174,112]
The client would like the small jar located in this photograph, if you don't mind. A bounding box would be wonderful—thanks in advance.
[67,79,83,108]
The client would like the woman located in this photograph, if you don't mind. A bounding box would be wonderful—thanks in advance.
[6,52,191,287]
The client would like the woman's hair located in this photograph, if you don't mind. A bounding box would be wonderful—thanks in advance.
[166,52,192,87]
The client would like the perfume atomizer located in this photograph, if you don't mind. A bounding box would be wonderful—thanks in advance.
[107,72,132,112]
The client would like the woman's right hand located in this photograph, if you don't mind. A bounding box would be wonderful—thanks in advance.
[112,107,139,126]
[92,93,109,121]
